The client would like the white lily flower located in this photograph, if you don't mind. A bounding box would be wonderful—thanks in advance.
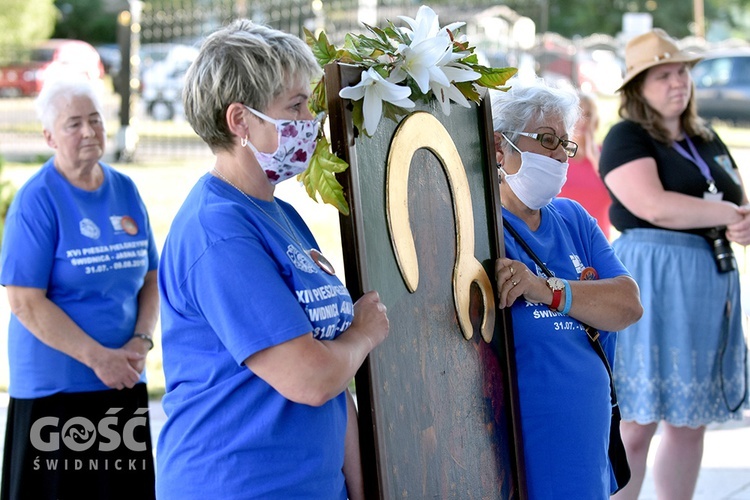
[339,68,415,136]
[430,81,472,116]
[398,5,440,44]
[399,5,465,45]
[442,62,481,84]
[395,36,451,94]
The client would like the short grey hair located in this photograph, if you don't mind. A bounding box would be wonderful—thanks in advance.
[183,19,322,152]
[35,78,104,131]
[491,78,580,151]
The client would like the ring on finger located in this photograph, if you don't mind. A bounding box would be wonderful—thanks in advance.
[512,279,519,286]
[510,266,515,275]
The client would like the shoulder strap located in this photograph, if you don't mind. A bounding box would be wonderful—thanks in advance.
[502,217,619,408]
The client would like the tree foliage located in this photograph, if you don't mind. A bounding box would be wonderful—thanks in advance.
[500,0,750,39]
[0,0,56,59]
[52,0,118,44]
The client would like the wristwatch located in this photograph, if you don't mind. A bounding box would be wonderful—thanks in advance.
[547,277,564,311]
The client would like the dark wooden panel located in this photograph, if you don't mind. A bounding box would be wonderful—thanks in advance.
[326,63,525,499]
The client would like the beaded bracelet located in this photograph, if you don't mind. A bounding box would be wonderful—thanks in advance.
[133,332,154,351]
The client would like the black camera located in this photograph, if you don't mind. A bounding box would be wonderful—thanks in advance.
[704,227,736,274]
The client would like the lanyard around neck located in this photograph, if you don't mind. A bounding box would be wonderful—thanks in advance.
[672,136,717,193]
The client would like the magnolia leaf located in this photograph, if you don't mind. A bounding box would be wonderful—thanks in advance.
[475,66,518,90]
[454,81,481,103]
[309,78,327,116]
[362,23,392,46]
[461,53,479,65]
[304,28,338,66]
[299,137,350,215]
[350,101,366,137]
[385,21,410,44]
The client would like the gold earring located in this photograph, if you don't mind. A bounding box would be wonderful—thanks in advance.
[240,136,248,148]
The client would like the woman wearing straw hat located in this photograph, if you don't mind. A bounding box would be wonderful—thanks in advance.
[600,28,750,499]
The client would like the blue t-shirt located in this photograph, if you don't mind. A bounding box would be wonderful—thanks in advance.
[157,174,354,500]
[503,198,630,498]
[0,158,158,398]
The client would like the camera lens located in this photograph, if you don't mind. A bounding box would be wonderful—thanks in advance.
[708,229,736,274]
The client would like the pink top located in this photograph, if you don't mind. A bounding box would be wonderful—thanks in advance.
[559,154,612,239]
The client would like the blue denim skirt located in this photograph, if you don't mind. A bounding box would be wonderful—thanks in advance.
[612,228,749,427]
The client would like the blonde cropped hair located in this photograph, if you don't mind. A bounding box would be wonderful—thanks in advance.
[183,19,322,152]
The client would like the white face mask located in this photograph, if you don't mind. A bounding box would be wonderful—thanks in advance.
[499,133,569,210]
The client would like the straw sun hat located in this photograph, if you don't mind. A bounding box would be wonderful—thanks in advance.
[618,28,703,91]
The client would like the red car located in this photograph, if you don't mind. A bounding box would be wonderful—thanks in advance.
[0,39,104,97]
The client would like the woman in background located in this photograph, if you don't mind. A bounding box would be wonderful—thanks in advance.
[0,77,159,500]
[559,91,612,238]
[600,28,750,500]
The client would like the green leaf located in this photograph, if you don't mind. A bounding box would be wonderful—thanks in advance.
[309,78,327,116]
[454,81,481,103]
[350,100,366,137]
[461,53,479,65]
[363,23,390,45]
[304,28,338,66]
[475,66,518,90]
[385,20,411,45]
[299,137,350,215]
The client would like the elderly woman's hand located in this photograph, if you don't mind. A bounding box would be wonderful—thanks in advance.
[726,205,750,246]
[123,337,151,375]
[89,347,145,390]
[495,257,549,309]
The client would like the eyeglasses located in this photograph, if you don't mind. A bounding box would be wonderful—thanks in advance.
[506,131,578,158]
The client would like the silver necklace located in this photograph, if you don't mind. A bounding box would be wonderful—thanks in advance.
[212,168,336,275]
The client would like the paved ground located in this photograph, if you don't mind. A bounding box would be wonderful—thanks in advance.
[639,411,750,499]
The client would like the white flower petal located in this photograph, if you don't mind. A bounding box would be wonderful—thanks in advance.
[362,87,383,136]
[430,82,472,116]
[442,64,481,83]
[391,97,416,109]
[339,70,373,100]
[387,67,408,84]
[339,85,366,100]
[400,6,440,44]
[442,22,466,34]
[375,79,413,102]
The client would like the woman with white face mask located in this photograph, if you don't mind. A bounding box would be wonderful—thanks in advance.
[491,79,643,499]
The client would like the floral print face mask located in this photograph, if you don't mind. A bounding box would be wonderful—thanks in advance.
[244,106,321,184]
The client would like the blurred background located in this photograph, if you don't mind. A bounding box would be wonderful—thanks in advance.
[1,0,749,163]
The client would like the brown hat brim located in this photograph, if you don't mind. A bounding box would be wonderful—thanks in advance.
[615,54,703,92]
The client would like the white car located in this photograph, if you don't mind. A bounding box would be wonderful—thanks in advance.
[141,44,198,121]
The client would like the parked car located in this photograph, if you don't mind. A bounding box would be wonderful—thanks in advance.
[141,44,198,120]
[0,39,104,97]
[692,48,750,124]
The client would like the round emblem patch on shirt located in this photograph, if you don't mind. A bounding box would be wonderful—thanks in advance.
[580,267,599,280]
[120,216,139,235]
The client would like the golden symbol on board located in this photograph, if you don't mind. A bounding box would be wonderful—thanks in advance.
[386,111,495,343]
